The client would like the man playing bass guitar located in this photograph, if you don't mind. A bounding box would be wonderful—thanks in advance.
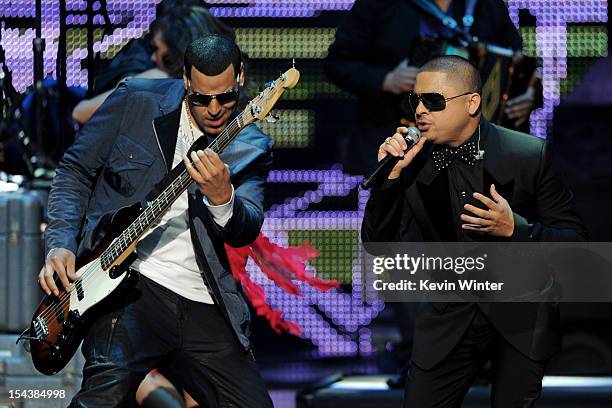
[38,34,274,408]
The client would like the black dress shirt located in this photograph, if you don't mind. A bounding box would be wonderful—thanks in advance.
[431,125,486,241]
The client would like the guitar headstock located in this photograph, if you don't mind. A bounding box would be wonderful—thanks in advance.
[244,67,300,124]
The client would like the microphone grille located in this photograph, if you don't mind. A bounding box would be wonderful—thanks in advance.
[405,126,421,144]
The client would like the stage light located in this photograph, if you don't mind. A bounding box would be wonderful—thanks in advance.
[207,0,355,18]
[507,0,607,137]
[258,168,384,356]
[236,28,336,59]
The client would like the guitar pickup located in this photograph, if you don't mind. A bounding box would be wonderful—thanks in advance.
[75,280,84,301]
[34,316,49,338]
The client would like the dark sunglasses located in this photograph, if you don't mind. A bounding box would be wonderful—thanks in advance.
[187,88,240,107]
[408,91,477,112]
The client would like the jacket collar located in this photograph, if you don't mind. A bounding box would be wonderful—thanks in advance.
[159,81,186,115]
[153,107,181,172]
[482,120,515,186]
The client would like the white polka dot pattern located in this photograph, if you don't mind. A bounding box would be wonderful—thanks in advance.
[431,140,479,171]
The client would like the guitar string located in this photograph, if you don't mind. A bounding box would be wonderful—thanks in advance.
[37,130,239,323]
[37,126,240,323]
[38,70,294,324]
[36,81,282,323]
[37,162,194,322]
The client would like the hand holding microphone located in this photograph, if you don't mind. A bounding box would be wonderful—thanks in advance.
[362,126,425,189]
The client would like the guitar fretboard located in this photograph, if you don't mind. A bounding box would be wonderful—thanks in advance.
[100,110,250,270]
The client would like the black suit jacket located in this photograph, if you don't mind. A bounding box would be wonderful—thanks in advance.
[361,119,587,369]
[325,0,522,173]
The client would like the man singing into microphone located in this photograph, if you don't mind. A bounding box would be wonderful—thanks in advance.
[361,55,586,407]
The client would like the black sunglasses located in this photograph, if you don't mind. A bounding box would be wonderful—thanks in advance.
[187,87,240,107]
[408,91,477,112]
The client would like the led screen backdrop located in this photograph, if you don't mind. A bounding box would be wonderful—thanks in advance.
[0,0,608,357]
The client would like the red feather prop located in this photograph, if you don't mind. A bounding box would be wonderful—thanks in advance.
[224,233,340,335]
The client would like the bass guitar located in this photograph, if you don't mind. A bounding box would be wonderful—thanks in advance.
[21,67,300,375]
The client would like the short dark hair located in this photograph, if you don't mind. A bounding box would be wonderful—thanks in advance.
[184,34,242,79]
[419,55,482,93]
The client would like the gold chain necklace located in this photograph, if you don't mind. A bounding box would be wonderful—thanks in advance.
[183,98,197,144]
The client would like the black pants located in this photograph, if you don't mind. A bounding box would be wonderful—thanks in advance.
[404,309,547,408]
[70,275,273,408]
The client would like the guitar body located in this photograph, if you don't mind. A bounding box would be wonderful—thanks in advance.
[30,203,141,375]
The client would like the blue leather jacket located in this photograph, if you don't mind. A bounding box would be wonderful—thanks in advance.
[45,78,273,350]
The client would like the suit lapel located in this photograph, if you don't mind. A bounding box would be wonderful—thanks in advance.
[152,83,185,172]
[482,121,515,203]
[153,108,181,172]
[405,143,455,241]
[415,170,456,241]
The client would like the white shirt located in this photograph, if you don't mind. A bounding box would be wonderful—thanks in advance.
[132,104,234,303]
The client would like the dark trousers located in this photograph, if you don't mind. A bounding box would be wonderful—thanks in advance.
[404,309,547,408]
[70,275,273,408]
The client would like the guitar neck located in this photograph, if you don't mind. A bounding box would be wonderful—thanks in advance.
[97,66,301,270]
[100,109,252,270]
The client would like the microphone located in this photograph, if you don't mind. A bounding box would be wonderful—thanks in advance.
[361,126,421,189]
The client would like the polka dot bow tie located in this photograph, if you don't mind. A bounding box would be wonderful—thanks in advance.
[431,140,479,171]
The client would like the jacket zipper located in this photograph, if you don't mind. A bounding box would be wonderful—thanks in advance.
[105,315,120,356]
